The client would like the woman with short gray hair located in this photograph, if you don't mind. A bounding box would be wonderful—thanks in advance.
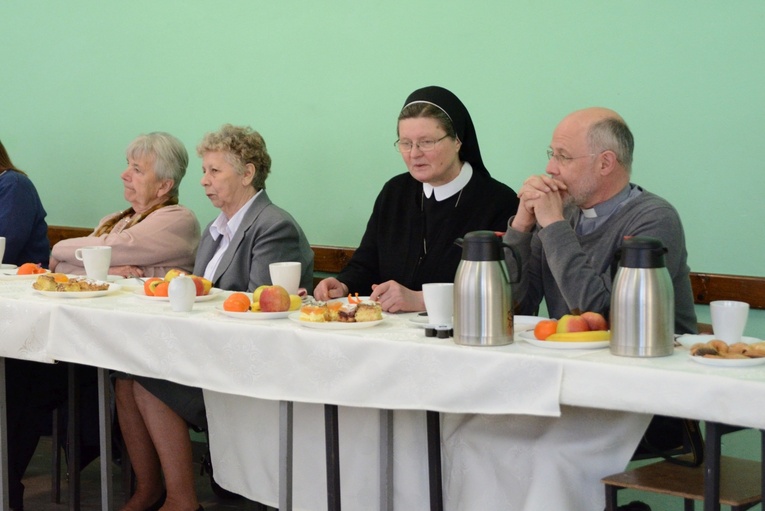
[51,131,200,278]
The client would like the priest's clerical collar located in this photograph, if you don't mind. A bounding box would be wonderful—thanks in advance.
[580,184,632,219]
[423,162,473,201]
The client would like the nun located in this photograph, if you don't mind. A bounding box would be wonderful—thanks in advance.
[314,85,519,312]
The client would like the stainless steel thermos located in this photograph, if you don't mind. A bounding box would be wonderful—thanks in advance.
[610,236,674,357]
[453,231,520,346]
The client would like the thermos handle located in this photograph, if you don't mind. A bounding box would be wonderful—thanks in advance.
[502,242,522,284]
[610,248,622,283]
[453,236,522,284]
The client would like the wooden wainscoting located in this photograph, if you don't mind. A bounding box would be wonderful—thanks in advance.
[46,225,765,310]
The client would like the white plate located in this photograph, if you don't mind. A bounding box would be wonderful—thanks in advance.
[0,264,18,270]
[288,312,384,329]
[217,307,292,320]
[33,282,122,298]
[133,287,223,302]
[0,269,50,280]
[689,355,765,367]
[518,330,610,350]
[677,334,762,349]
[328,295,372,303]
[514,315,546,332]
[112,277,145,290]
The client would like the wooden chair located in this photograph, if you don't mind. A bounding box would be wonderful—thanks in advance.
[602,422,765,511]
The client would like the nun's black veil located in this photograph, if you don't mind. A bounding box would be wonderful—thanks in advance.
[402,86,489,176]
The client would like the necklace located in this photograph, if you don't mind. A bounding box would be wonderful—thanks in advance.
[419,187,464,256]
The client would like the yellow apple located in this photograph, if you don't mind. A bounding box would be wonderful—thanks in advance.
[164,269,185,282]
[288,295,302,311]
[252,285,269,304]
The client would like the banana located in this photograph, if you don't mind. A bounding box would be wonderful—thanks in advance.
[545,330,610,342]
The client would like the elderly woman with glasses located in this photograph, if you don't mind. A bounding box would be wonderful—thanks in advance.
[314,85,519,312]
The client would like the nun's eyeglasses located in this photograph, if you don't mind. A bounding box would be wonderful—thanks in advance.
[394,135,449,153]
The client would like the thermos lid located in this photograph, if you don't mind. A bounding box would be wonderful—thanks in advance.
[619,236,668,269]
[456,230,504,261]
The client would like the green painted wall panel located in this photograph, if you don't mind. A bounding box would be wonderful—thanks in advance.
[3,3,765,508]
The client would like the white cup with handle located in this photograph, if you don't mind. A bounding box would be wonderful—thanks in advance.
[0,236,5,265]
[422,283,454,327]
[269,262,301,295]
[74,246,112,281]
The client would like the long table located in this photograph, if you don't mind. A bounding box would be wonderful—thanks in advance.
[1,278,764,510]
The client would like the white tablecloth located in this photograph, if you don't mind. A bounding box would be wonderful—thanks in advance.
[2,279,764,510]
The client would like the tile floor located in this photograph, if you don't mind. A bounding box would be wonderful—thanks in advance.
[19,437,275,510]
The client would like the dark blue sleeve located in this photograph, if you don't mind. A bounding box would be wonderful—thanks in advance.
[0,172,49,265]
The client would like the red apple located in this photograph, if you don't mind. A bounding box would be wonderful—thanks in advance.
[581,311,608,331]
[190,276,206,296]
[259,285,290,312]
[557,314,590,333]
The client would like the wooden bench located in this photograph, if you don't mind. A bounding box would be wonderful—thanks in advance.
[47,225,765,309]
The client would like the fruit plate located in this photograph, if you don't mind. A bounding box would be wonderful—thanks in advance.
[288,312,384,329]
[0,268,50,280]
[132,287,223,302]
[677,334,762,349]
[518,331,610,350]
[217,308,292,320]
[0,264,18,270]
[33,283,122,299]
[688,355,765,368]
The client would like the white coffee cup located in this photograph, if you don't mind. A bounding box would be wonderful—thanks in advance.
[269,262,301,295]
[74,246,112,281]
[422,283,454,327]
[710,300,749,344]
[0,236,5,265]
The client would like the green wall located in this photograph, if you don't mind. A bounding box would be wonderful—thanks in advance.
[5,0,764,344]
[3,2,765,507]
